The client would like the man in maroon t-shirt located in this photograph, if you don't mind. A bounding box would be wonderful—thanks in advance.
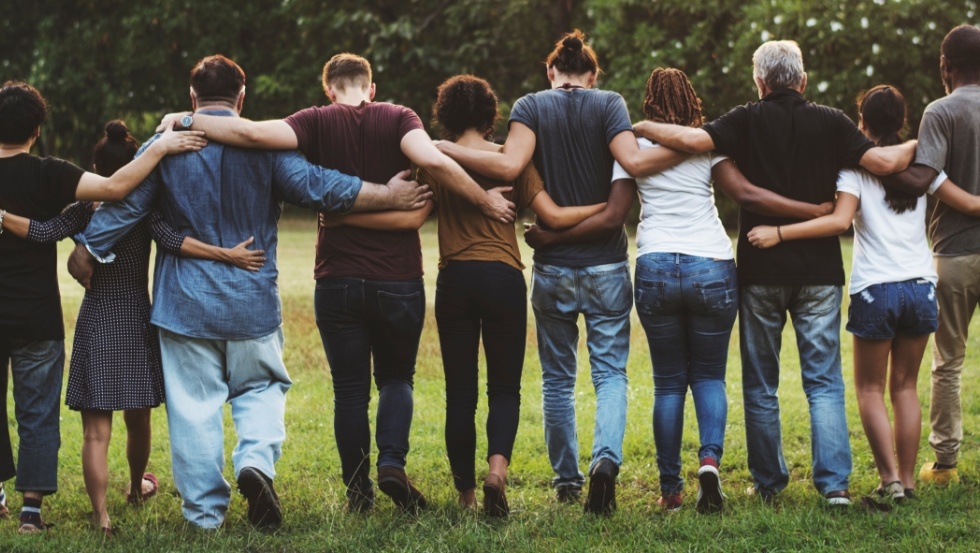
[167,53,515,513]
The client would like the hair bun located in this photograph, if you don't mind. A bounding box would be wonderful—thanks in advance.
[562,36,583,52]
[104,120,130,143]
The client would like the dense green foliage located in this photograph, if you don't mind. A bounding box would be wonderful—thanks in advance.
[3,0,976,163]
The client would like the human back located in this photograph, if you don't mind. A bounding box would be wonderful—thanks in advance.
[285,63,424,281]
[510,80,630,266]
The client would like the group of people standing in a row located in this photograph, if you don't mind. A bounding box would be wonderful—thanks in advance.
[1,23,978,536]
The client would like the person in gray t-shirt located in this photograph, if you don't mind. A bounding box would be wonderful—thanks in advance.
[437,30,686,515]
[883,24,980,484]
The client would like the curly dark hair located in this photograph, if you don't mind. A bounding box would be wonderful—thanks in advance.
[432,75,498,142]
[643,68,703,128]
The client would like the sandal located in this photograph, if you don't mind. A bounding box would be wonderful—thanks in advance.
[127,472,159,505]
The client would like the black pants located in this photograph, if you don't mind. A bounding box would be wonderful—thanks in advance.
[436,261,525,491]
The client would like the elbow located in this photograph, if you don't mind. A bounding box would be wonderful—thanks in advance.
[829,219,851,235]
[102,186,128,202]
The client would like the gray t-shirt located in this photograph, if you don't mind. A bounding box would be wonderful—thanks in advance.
[916,85,980,255]
[509,88,633,267]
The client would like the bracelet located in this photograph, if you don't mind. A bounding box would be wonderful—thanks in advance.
[776,225,783,243]
[0,209,5,235]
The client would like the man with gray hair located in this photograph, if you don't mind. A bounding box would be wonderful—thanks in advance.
[635,39,915,506]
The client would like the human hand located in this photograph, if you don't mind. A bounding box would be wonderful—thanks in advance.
[482,186,516,223]
[746,225,781,249]
[386,169,432,210]
[155,111,192,133]
[226,237,266,271]
[67,242,96,290]
[522,222,553,249]
[151,120,207,155]
[816,201,835,217]
[318,212,344,228]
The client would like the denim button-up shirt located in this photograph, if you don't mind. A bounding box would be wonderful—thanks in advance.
[80,109,362,340]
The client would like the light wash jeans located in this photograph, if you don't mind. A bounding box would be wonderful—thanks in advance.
[634,254,737,494]
[739,285,851,497]
[159,327,291,529]
[0,338,64,492]
[531,261,631,491]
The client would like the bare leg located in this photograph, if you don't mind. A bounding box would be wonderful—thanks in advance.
[853,337,899,485]
[123,408,153,500]
[488,454,508,483]
[81,410,114,530]
[889,334,928,490]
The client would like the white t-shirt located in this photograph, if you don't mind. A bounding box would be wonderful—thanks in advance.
[837,168,943,295]
[612,137,732,259]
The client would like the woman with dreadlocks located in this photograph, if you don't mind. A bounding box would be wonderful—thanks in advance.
[621,68,736,514]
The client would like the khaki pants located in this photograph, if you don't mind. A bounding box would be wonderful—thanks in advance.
[931,253,980,465]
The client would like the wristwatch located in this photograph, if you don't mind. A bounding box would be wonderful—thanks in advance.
[180,114,194,129]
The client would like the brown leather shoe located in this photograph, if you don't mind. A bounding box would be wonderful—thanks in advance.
[377,466,427,513]
[482,473,509,518]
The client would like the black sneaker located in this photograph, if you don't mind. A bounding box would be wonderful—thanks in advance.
[584,459,618,515]
[237,467,283,529]
[696,461,725,514]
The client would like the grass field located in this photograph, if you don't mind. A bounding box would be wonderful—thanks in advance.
[3,213,978,552]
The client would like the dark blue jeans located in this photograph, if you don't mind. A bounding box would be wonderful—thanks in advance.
[436,261,525,492]
[634,254,737,494]
[315,277,425,490]
[0,337,64,492]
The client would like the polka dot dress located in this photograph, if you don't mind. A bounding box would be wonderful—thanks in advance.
[65,220,165,411]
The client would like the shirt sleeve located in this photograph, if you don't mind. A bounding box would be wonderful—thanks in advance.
[508,94,537,135]
[147,208,187,254]
[703,104,750,157]
[78,174,158,262]
[398,106,424,138]
[516,161,546,209]
[283,107,320,157]
[833,111,875,168]
[271,150,362,212]
[604,93,634,144]
[709,152,729,168]
[928,170,948,195]
[40,157,85,210]
[26,201,93,243]
[835,169,862,198]
[914,106,949,174]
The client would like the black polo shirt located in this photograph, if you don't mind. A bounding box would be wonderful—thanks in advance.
[704,88,874,286]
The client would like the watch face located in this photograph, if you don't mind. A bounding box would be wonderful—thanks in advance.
[180,114,193,128]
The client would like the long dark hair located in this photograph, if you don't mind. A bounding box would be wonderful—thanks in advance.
[92,120,139,177]
[857,85,914,214]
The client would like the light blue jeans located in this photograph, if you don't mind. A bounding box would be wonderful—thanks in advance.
[1,338,64,493]
[739,285,851,497]
[635,254,737,494]
[159,327,291,529]
[531,261,631,491]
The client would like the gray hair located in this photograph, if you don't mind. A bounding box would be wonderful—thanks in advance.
[752,40,805,90]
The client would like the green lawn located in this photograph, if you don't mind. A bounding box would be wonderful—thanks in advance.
[3,214,978,552]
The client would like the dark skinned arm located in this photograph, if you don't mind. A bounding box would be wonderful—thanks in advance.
[879,163,939,197]
[712,159,833,219]
[523,178,637,249]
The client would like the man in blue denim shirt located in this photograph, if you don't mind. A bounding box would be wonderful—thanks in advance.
[69,55,428,530]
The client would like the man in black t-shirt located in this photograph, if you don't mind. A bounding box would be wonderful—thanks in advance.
[634,40,915,506]
[0,81,203,532]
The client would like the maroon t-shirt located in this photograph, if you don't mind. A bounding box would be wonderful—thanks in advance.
[284,102,424,280]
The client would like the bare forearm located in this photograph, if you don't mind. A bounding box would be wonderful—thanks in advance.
[632,121,713,154]
[437,141,524,181]
[1,211,30,239]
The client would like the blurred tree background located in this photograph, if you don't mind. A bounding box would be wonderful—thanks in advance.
[2,0,975,225]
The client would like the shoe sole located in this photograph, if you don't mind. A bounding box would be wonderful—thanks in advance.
[482,483,509,518]
[238,469,283,529]
[585,471,615,515]
[697,469,724,514]
[378,476,427,512]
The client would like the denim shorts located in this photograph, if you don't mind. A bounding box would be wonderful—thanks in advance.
[846,279,939,339]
